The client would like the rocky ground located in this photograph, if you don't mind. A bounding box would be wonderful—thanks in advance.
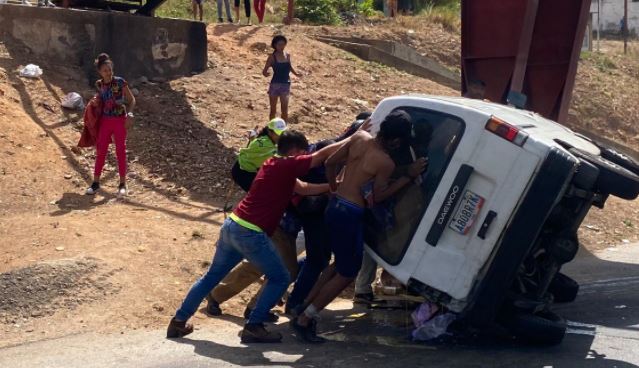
[0,19,638,348]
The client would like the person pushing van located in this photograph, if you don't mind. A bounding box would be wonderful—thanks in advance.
[167,130,346,343]
[291,110,427,343]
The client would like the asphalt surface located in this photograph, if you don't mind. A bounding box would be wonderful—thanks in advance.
[1,243,639,368]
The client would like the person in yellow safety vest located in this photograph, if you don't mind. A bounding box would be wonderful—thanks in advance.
[231,118,288,192]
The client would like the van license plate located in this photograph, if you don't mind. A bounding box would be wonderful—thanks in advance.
[449,190,485,235]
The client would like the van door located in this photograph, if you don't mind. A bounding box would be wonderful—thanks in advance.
[366,102,541,306]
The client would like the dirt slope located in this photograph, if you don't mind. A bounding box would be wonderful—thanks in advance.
[0,22,637,348]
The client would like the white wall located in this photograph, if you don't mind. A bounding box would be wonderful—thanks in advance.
[591,0,639,34]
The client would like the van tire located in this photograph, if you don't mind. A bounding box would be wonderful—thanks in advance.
[569,148,639,200]
[509,312,566,345]
[549,272,579,303]
[599,146,639,175]
[572,159,599,190]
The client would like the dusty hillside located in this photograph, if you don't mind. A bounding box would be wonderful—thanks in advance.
[0,21,637,348]
[313,19,639,150]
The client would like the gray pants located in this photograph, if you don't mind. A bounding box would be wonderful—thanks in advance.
[217,0,232,20]
[354,252,377,294]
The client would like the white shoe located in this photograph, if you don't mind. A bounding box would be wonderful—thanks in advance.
[118,184,127,196]
[86,182,100,195]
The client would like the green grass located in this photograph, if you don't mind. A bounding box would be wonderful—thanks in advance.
[581,51,617,72]
[416,1,460,32]
[394,1,460,32]
[155,0,289,24]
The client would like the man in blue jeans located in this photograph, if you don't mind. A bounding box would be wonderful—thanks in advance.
[167,130,345,343]
[286,113,371,312]
[291,110,427,343]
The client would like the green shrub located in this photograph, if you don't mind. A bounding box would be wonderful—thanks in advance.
[296,0,341,25]
[356,0,377,16]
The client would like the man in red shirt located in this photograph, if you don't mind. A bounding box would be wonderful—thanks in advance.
[167,130,344,343]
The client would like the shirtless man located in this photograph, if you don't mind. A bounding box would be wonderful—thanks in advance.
[290,110,427,343]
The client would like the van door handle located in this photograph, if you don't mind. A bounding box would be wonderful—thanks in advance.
[477,211,497,239]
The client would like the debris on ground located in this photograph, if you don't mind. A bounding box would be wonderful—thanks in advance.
[61,92,85,111]
[19,64,43,78]
[411,301,456,342]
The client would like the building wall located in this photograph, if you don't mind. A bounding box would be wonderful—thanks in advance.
[591,0,639,34]
[0,5,207,79]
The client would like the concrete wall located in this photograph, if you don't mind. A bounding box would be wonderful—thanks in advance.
[591,0,639,34]
[0,5,207,80]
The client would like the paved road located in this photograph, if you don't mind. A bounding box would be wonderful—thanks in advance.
[1,244,639,368]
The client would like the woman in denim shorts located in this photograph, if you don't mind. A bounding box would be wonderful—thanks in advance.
[262,35,302,122]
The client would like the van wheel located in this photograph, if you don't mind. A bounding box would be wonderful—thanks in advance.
[569,148,639,200]
[572,159,599,190]
[549,272,579,303]
[508,311,566,345]
[598,146,639,175]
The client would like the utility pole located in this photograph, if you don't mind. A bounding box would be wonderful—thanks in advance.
[624,0,628,54]
[597,0,600,52]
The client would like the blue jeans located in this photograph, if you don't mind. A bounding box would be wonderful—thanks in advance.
[326,196,365,278]
[287,212,331,309]
[175,218,290,324]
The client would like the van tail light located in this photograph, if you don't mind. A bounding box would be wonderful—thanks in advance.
[485,116,529,146]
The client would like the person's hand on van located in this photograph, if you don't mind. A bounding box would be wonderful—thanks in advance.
[408,157,428,178]
[358,118,372,132]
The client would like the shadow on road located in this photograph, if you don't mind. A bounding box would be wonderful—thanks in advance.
[166,245,639,368]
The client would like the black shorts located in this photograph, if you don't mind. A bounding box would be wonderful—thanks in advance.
[231,161,257,192]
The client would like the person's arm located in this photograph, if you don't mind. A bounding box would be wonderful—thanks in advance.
[123,84,136,129]
[289,55,302,77]
[294,180,330,196]
[372,156,427,203]
[322,138,354,192]
[310,137,350,169]
[263,55,274,77]
[123,84,136,114]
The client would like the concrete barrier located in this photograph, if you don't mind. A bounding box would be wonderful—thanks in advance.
[0,5,207,80]
[316,35,460,91]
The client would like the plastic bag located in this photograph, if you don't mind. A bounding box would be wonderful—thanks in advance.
[411,301,440,327]
[61,92,85,110]
[19,64,43,78]
[412,312,457,342]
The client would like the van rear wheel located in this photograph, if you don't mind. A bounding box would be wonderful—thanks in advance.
[598,145,639,175]
[569,148,639,200]
[508,311,566,345]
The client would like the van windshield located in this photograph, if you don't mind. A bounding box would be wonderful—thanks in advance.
[364,106,465,265]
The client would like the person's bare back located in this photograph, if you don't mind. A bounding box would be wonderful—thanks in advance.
[334,131,395,207]
[326,111,427,209]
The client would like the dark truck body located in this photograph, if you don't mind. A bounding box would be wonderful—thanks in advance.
[461,0,591,124]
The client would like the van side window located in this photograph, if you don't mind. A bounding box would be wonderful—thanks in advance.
[364,106,465,265]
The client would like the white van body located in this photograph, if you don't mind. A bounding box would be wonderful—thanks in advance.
[363,95,631,320]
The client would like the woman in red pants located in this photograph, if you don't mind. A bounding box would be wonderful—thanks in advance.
[253,0,266,23]
[86,53,136,196]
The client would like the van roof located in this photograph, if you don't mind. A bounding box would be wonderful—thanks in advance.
[402,95,599,154]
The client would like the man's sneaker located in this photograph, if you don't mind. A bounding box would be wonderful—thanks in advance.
[244,307,279,323]
[218,17,223,23]
[166,317,194,338]
[86,182,100,195]
[205,298,222,316]
[290,318,326,344]
[353,292,375,305]
[118,183,127,196]
[240,323,282,343]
